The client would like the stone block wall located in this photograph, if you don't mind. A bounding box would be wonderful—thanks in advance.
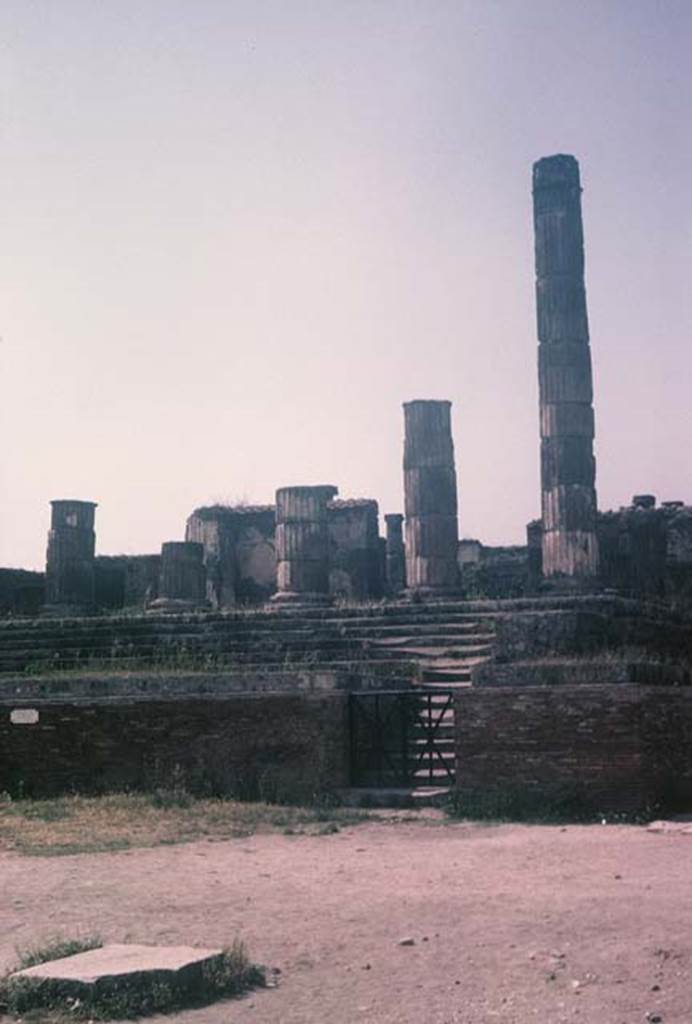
[0,691,349,800]
[94,555,161,610]
[186,505,277,607]
[0,570,45,617]
[493,599,692,663]
[328,499,383,600]
[458,541,529,599]
[471,658,689,689]
[455,684,692,813]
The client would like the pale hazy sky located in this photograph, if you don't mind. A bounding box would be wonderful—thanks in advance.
[2,0,691,570]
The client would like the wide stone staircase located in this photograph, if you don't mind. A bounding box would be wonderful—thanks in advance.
[0,602,496,683]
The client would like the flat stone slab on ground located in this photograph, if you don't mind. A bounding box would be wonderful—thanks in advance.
[11,943,224,986]
[647,820,692,834]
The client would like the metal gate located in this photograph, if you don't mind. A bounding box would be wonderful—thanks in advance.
[349,689,456,788]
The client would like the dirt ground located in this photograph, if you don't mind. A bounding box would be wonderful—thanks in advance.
[1,814,691,1024]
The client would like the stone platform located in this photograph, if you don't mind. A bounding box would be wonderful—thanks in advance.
[10,943,225,997]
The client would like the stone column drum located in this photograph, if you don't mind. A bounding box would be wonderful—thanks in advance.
[273,485,338,603]
[149,542,207,611]
[45,500,97,613]
[384,513,406,595]
[403,400,459,595]
[533,154,599,579]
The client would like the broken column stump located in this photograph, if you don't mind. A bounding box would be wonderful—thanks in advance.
[149,541,207,612]
[403,400,460,596]
[273,485,338,604]
[533,154,599,581]
[44,500,97,615]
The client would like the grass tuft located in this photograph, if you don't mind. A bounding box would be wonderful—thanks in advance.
[16,933,103,970]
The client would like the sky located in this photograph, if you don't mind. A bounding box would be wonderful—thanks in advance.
[2,0,691,570]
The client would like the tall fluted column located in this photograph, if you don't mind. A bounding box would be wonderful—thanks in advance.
[273,485,338,603]
[403,400,459,595]
[45,500,97,613]
[384,513,406,595]
[533,154,599,579]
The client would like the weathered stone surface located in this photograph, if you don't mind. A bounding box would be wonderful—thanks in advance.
[533,155,599,579]
[273,486,337,603]
[403,401,459,595]
[44,500,97,614]
[0,569,44,616]
[328,499,383,600]
[385,513,406,595]
[94,554,160,610]
[542,485,598,533]
[186,506,276,608]
[149,542,207,611]
[10,944,224,993]
[632,494,656,510]
[457,541,529,599]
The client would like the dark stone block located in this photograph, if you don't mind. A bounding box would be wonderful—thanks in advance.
[404,467,458,517]
[538,343,594,405]
[45,500,97,612]
[541,437,596,489]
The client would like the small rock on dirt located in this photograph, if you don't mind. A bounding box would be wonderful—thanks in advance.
[398,937,415,946]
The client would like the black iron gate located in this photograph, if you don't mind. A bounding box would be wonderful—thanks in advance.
[349,689,456,788]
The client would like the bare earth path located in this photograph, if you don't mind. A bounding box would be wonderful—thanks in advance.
[2,817,691,1023]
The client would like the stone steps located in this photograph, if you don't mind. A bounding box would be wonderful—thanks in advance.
[368,632,494,648]
[0,602,497,682]
[0,615,491,644]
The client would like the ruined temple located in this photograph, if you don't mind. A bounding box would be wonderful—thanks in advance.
[2,154,692,815]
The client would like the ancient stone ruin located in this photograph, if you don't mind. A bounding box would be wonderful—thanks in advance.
[403,400,460,596]
[2,153,692,816]
[44,500,97,615]
[533,154,599,580]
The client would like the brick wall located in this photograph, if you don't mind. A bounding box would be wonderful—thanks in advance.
[0,692,349,801]
[455,685,692,813]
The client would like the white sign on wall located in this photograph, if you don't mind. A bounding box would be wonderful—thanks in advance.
[10,708,39,725]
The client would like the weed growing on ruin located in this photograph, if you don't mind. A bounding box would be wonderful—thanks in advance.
[0,938,265,1020]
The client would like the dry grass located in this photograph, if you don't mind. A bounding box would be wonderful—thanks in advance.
[0,793,377,857]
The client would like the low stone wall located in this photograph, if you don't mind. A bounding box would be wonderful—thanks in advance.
[492,599,692,663]
[0,669,373,701]
[471,659,689,688]
[455,684,692,813]
[0,691,349,801]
